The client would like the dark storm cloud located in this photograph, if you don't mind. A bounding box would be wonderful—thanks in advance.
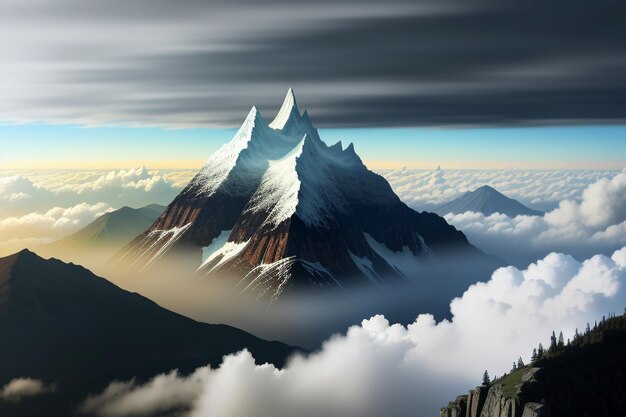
[2,0,626,127]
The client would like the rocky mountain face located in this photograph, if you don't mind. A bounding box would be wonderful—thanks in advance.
[433,185,543,217]
[441,312,626,417]
[0,249,297,417]
[115,89,483,301]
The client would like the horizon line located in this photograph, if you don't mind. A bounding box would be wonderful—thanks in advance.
[1,159,624,171]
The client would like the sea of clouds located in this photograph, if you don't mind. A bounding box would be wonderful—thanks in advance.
[77,246,626,417]
[1,167,624,262]
[439,169,626,265]
[381,168,619,212]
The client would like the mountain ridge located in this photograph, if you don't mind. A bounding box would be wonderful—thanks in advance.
[0,249,297,416]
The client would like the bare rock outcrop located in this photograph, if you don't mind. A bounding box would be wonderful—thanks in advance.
[441,368,548,417]
[479,384,521,417]
[440,395,467,417]
[521,403,550,417]
[467,385,488,417]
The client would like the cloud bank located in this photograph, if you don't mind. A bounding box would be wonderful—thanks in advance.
[0,168,189,217]
[381,168,619,211]
[2,0,626,127]
[81,246,626,417]
[0,378,54,401]
[444,169,626,265]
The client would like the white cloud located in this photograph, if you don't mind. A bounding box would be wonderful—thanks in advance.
[441,169,626,265]
[0,378,55,401]
[80,247,626,417]
[0,168,190,218]
[545,169,626,230]
[0,175,52,212]
[56,167,168,194]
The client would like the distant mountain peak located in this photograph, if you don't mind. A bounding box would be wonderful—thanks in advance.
[39,204,166,269]
[434,185,543,217]
[3,248,38,267]
[16,247,36,257]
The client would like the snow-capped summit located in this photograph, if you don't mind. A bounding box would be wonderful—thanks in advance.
[269,87,299,130]
[115,90,482,302]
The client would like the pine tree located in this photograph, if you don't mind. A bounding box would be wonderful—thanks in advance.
[574,328,580,339]
[512,361,517,371]
[537,343,544,359]
[550,331,557,351]
[558,331,565,348]
[483,370,490,385]
[517,357,524,368]
[531,348,538,362]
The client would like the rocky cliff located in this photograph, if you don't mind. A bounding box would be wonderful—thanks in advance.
[440,368,549,417]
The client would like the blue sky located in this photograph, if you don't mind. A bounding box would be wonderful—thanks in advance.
[1,122,626,170]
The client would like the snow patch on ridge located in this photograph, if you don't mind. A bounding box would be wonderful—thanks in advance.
[202,239,249,273]
[243,134,350,228]
[349,251,381,285]
[136,223,192,271]
[269,87,298,130]
[237,257,344,304]
[238,257,295,303]
[363,233,424,278]
[199,230,232,268]
[192,107,261,197]
[243,137,305,227]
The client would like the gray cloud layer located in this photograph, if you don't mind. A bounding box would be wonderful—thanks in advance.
[2,0,626,127]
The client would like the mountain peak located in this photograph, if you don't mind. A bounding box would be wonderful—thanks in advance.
[116,91,483,301]
[474,185,497,193]
[6,248,38,264]
[269,88,300,130]
[0,249,43,298]
[434,185,543,217]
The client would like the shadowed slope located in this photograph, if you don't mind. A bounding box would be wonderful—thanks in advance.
[0,249,297,416]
